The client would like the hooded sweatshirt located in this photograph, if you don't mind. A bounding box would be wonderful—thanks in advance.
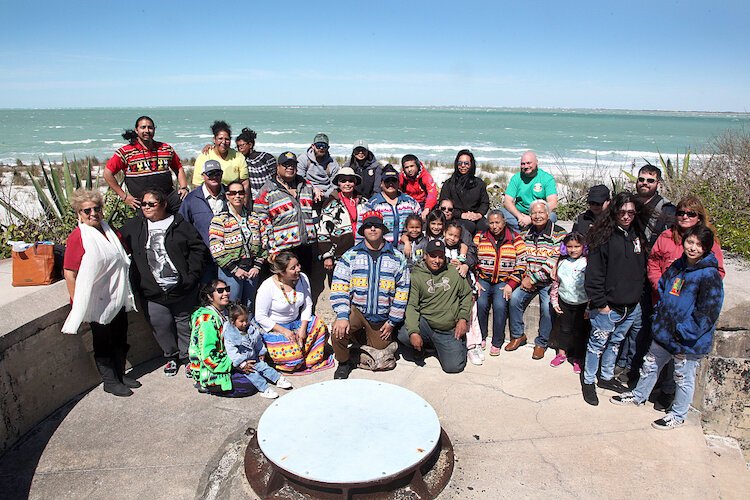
[399,160,438,210]
[652,252,724,356]
[405,261,473,334]
[344,150,381,198]
[439,151,490,217]
[297,146,340,196]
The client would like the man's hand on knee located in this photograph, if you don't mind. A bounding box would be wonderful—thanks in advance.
[332,319,350,340]
[379,322,394,341]
[409,332,423,351]
[454,319,468,340]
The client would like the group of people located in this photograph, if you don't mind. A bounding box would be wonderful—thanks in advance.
[62,116,726,431]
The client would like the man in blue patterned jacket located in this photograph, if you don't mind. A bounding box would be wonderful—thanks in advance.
[330,211,411,379]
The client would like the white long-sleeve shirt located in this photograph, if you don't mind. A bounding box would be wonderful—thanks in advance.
[255,273,313,331]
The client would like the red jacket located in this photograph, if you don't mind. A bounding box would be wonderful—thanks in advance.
[399,162,438,211]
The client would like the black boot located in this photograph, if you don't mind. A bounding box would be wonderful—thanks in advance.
[113,346,142,389]
[95,357,133,397]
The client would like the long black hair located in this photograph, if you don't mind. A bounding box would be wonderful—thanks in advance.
[586,191,650,250]
[450,149,478,188]
[121,115,154,144]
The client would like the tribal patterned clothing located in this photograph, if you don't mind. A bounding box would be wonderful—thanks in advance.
[317,191,368,261]
[188,306,233,391]
[473,226,527,288]
[105,141,183,198]
[330,241,410,325]
[208,208,265,274]
[254,175,317,256]
[521,221,567,286]
[361,192,421,243]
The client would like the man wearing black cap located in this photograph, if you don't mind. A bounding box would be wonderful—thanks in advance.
[397,239,472,373]
[298,132,340,204]
[330,211,410,379]
[572,184,611,237]
[363,164,421,244]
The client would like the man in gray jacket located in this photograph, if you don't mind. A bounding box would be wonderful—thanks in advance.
[298,133,340,204]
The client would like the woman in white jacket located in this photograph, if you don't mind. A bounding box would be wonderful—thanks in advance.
[62,189,138,397]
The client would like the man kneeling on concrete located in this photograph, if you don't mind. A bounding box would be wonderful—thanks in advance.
[330,211,410,379]
[397,240,472,373]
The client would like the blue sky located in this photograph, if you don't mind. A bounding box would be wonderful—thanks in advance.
[1,0,748,111]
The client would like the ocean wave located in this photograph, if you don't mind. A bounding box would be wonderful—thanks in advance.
[571,149,661,158]
[43,139,97,145]
[264,130,295,135]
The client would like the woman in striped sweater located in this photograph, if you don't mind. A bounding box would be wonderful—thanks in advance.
[473,209,528,356]
[209,180,265,311]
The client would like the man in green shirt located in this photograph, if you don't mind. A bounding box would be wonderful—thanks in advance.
[502,150,558,231]
[397,239,472,373]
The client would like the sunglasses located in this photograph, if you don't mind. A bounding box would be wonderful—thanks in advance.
[141,201,161,208]
[637,177,657,184]
[215,286,231,294]
[440,206,453,212]
[617,210,637,217]
[676,210,698,218]
[383,178,398,185]
[338,177,357,184]
[354,148,367,155]
[226,190,246,196]
[457,161,471,166]
[314,142,329,149]
[80,206,103,215]
[204,170,223,178]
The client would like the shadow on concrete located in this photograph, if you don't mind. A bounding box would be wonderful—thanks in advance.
[0,356,163,499]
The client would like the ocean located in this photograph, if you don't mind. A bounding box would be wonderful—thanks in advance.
[0,106,747,178]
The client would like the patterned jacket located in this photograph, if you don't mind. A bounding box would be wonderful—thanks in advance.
[361,192,421,244]
[188,306,232,391]
[254,175,317,256]
[473,226,527,287]
[330,240,410,325]
[208,207,265,274]
[521,221,567,286]
[317,190,368,261]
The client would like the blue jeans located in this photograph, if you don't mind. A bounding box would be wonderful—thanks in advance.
[397,317,467,373]
[509,284,553,348]
[583,303,641,384]
[218,267,258,312]
[476,278,509,347]
[501,208,557,233]
[630,341,701,422]
[238,360,280,392]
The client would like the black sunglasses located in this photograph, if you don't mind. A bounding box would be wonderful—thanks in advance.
[637,177,657,184]
[141,201,161,208]
[314,142,329,149]
[215,286,231,294]
[676,210,698,218]
[80,206,103,215]
[204,170,223,178]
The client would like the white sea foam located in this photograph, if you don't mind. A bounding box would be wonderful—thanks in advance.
[43,139,96,145]
[264,130,295,135]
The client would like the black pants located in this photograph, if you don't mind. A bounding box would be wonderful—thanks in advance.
[90,307,128,358]
[550,299,588,358]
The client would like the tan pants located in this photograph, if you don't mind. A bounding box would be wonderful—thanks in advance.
[331,306,392,362]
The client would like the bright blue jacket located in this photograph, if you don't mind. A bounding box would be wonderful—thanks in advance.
[652,252,724,356]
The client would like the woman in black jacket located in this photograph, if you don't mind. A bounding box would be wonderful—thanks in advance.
[122,189,206,376]
[439,149,490,235]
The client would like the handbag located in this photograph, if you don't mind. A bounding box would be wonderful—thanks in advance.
[12,243,56,286]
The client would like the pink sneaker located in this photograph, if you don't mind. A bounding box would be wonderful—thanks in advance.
[550,353,567,367]
[572,360,582,374]
[489,345,502,356]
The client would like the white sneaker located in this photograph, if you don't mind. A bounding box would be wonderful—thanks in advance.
[259,388,279,399]
[476,346,486,361]
[276,376,293,390]
[467,347,483,366]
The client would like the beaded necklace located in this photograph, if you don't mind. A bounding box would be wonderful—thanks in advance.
[274,276,298,305]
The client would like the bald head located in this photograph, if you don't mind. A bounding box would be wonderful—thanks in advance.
[520,151,538,176]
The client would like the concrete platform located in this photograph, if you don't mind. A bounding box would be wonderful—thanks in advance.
[1,344,748,499]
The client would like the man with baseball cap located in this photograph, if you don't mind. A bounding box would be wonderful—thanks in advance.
[297,132,340,204]
[572,184,611,236]
[362,164,421,244]
[330,211,410,379]
[397,239,472,373]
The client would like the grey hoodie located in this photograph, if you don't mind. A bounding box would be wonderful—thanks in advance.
[297,147,340,197]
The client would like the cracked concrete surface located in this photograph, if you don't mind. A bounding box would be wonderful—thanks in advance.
[1,343,748,499]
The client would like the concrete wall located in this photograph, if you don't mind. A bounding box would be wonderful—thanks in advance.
[0,283,161,456]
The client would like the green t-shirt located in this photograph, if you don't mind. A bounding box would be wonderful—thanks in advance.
[505,168,557,214]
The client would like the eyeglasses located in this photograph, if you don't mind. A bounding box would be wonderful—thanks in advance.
[314,142,329,149]
[204,170,223,178]
[338,177,356,184]
[141,201,161,208]
[226,190,246,196]
[215,286,231,294]
[457,161,471,166]
[80,206,103,215]
[617,210,637,217]
[440,206,453,212]
[637,177,657,184]
[676,210,698,218]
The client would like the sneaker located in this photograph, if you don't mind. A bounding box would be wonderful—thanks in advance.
[572,360,582,374]
[259,388,279,399]
[610,392,640,406]
[477,346,486,361]
[489,345,502,356]
[276,376,293,389]
[467,347,483,366]
[582,383,599,406]
[334,362,353,380]
[651,414,684,430]
[550,353,567,367]
[163,359,178,377]
[653,392,674,412]
[597,378,627,394]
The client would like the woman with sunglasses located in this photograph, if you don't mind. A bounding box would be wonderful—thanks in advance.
[187,280,257,396]
[121,189,206,376]
[439,150,490,236]
[317,166,368,281]
[62,189,138,397]
[209,180,265,311]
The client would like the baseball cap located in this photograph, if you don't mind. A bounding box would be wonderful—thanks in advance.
[277,151,298,165]
[587,184,611,204]
[426,239,446,255]
[202,160,222,175]
[381,164,399,181]
[313,133,329,146]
